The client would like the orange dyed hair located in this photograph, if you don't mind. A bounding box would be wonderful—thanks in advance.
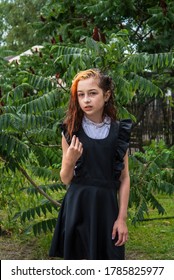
[63,68,117,138]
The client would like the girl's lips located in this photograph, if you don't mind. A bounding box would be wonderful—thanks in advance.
[84,106,93,111]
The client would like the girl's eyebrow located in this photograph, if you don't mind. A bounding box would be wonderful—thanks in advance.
[77,89,97,92]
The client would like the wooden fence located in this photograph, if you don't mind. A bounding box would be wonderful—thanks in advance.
[128,96,174,152]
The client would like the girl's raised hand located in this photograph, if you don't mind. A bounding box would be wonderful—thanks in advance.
[65,135,83,165]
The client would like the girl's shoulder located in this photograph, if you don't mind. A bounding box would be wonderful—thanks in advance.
[112,118,132,136]
[117,119,132,133]
[115,119,132,159]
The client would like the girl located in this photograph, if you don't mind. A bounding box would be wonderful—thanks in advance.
[49,68,132,260]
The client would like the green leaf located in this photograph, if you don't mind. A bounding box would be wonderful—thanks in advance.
[42,220,47,233]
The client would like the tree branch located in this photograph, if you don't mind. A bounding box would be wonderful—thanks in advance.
[24,132,60,148]
[18,165,61,207]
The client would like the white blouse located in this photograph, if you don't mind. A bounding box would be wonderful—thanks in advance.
[82,115,111,139]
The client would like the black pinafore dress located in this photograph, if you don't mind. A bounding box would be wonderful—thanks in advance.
[49,119,132,260]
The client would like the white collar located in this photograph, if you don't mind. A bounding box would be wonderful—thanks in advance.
[83,115,111,127]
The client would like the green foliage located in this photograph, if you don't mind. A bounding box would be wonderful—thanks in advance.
[1,0,174,236]
[0,49,68,235]
[12,185,66,236]
[0,0,48,52]
[51,32,174,116]
[129,140,174,224]
[1,29,174,235]
[13,198,61,235]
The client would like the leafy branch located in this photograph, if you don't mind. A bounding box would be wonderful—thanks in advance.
[18,165,61,207]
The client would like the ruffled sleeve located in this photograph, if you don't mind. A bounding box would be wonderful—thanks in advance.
[115,119,132,173]
[59,123,71,145]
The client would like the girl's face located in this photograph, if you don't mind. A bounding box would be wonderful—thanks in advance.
[77,77,110,123]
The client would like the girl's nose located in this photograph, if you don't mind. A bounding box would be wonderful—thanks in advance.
[84,95,91,103]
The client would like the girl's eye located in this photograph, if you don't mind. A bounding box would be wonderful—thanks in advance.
[78,93,84,97]
[89,91,97,96]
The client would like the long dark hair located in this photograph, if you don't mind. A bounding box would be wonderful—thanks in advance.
[64,68,117,138]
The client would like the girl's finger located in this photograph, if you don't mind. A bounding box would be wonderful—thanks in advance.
[71,135,76,146]
[78,142,83,150]
[115,233,123,246]
[115,233,128,246]
[112,223,117,240]
[74,137,81,149]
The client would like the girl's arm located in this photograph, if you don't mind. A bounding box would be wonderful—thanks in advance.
[112,151,130,246]
[60,135,83,185]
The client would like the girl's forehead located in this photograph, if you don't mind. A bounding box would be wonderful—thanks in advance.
[77,77,99,89]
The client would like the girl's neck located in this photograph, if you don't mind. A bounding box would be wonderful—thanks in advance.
[84,114,104,124]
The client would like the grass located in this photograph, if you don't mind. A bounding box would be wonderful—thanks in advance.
[126,219,174,259]
[126,194,174,260]
[0,194,174,260]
